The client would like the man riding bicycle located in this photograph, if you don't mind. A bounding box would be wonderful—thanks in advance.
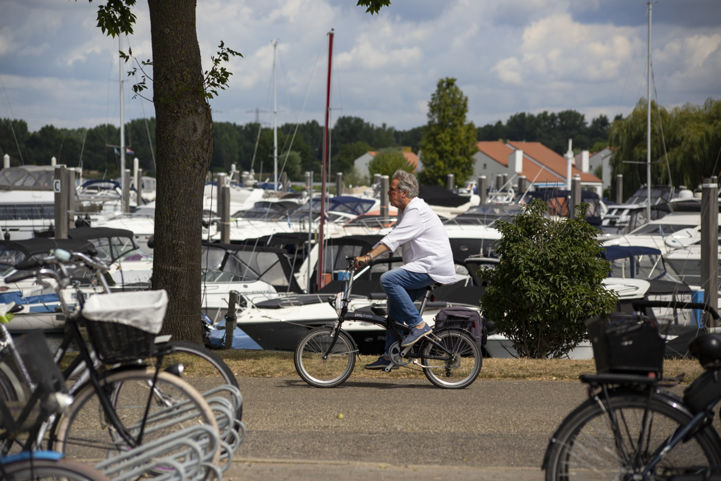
[354,170,456,370]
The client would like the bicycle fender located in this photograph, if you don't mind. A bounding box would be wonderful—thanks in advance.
[307,325,361,354]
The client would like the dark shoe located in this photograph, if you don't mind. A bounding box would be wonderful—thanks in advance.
[364,356,391,370]
[401,324,431,347]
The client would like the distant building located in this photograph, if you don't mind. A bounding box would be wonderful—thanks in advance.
[353,149,419,180]
[472,141,603,197]
[576,147,613,194]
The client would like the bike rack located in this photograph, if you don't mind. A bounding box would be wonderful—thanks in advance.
[96,423,221,481]
[95,382,245,479]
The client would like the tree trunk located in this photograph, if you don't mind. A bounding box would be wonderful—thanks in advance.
[148,0,212,343]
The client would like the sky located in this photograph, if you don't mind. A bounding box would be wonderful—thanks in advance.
[1,0,720,135]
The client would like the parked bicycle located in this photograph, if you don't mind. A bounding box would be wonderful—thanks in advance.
[294,257,482,389]
[2,250,226,480]
[542,300,721,481]
[0,304,111,481]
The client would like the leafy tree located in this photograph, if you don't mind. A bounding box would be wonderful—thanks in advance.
[333,140,372,179]
[418,78,476,186]
[609,99,670,200]
[479,200,617,358]
[0,119,30,165]
[394,125,424,153]
[94,0,241,342]
[476,111,611,155]
[476,120,505,143]
[91,0,390,342]
[368,148,413,178]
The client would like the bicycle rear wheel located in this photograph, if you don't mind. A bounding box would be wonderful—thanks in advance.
[294,327,356,388]
[421,329,482,389]
[51,368,219,479]
[0,362,27,403]
[157,340,242,419]
[0,457,111,481]
[544,391,721,481]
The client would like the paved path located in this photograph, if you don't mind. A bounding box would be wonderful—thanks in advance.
[222,376,590,480]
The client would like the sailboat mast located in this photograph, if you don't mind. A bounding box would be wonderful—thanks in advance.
[317,29,334,291]
[119,36,127,213]
[272,39,278,192]
[646,1,652,220]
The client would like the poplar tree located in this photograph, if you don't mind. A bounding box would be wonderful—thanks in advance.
[418,78,477,186]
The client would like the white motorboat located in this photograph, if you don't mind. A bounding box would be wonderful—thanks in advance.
[0,166,57,240]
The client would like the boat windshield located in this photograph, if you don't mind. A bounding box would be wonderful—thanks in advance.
[629,223,696,236]
[445,204,523,226]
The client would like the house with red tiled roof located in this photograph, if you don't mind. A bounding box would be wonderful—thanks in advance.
[576,147,613,192]
[353,149,419,181]
[472,141,603,196]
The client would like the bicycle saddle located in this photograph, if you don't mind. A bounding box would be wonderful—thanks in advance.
[689,334,721,369]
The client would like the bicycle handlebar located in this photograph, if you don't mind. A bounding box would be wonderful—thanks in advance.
[5,267,62,284]
[4,248,109,286]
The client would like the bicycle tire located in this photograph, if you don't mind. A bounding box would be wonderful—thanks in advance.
[0,457,111,481]
[421,329,482,389]
[294,327,356,388]
[544,391,721,481]
[157,340,242,419]
[51,368,219,479]
[0,362,26,403]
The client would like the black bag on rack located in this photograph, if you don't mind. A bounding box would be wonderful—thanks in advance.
[434,306,486,347]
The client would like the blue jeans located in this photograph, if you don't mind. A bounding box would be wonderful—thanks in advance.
[380,268,433,353]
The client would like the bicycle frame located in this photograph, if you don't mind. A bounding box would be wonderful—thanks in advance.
[322,258,456,367]
[3,252,164,451]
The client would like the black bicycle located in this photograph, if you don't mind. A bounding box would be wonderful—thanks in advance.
[294,257,482,389]
[542,300,721,481]
[2,250,223,480]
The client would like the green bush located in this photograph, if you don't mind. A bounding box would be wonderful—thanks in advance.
[479,199,617,358]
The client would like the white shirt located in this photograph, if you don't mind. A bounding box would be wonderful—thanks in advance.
[379,196,456,284]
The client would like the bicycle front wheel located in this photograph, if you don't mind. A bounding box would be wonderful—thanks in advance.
[421,329,482,389]
[294,327,356,388]
[544,391,721,481]
[51,368,219,477]
[0,457,111,481]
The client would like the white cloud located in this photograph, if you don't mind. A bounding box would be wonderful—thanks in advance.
[492,13,641,86]
[0,0,719,133]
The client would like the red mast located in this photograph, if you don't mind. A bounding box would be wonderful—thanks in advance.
[318,28,334,291]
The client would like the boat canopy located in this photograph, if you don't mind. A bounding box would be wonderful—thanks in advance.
[68,227,139,264]
[0,238,97,271]
[601,245,662,262]
[201,242,302,293]
[418,185,470,208]
[0,166,55,191]
[310,196,376,216]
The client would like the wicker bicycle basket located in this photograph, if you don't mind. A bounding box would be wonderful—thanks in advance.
[81,290,168,364]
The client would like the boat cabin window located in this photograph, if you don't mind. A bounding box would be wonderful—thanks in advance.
[0,204,55,220]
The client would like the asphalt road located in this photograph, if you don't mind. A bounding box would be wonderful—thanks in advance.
[223,376,591,481]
